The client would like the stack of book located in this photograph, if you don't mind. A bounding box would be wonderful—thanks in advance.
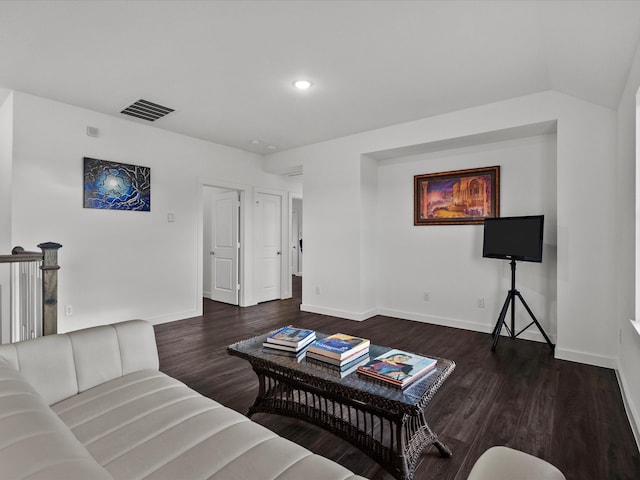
[356,348,437,389]
[306,333,370,376]
[262,326,316,359]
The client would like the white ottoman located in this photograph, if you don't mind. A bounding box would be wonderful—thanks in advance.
[468,446,566,480]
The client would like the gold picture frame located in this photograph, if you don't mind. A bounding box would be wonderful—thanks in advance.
[414,166,500,225]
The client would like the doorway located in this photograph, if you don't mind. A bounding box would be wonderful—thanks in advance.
[201,183,294,309]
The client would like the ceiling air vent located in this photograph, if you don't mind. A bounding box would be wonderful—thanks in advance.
[120,99,174,122]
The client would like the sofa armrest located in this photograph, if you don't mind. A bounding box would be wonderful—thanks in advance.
[0,320,159,405]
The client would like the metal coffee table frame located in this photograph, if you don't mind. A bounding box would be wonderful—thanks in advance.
[228,330,455,480]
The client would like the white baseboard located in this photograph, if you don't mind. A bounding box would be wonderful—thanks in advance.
[377,307,558,344]
[377,308,490,333]
[299,305,560,346]
[376,308,621,368]
[616,361,640,454]
[146,308,201,326]
[554,347,617,369]
[300,303,376,322]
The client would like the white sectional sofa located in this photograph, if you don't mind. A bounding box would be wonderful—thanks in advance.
[0,320,367,480]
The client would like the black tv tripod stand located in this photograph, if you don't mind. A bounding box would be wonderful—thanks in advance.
[491,258,555,352]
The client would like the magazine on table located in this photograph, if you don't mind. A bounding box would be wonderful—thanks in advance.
[307,333,370,360]
[357,349,437,389]
[265,326,316,349]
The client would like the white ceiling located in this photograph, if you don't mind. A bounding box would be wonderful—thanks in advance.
[1,0,640,155]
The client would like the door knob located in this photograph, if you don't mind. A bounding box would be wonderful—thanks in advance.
[277,251,281,255]
[210,251,215,255]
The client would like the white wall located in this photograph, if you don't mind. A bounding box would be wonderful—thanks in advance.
[0,93,13,342]
[9,91,297,332]
[300,148,365,318]
[375,134,557,341]
[618,37,640,447]
[0,94,12,252]
[360,155,378,316]
[265,90,618,369]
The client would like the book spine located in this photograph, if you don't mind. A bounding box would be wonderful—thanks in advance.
[356,371,404,389]
[267,335,315,347]
[308,342,369,360]
[356,368,405,386]
[262,342,300,352]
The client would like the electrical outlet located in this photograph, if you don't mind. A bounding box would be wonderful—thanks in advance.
[423,292,430,301]
[65,305,73,316]
[315,286,320,295]
[477,298,485,308]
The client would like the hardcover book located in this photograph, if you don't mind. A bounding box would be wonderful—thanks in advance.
[265,326,316,349]
[306,353,371,378]
[306,350,370,369]
[262,342,305,353]
[357,349,437,389]
[307,333,370,360]
[262,345,306,361]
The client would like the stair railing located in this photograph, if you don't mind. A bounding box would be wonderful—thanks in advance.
[0,242,62,341]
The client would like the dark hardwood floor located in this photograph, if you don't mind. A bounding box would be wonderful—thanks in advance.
[154,277,640,480]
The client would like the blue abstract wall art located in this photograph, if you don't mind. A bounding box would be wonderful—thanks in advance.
[83,157,151,211]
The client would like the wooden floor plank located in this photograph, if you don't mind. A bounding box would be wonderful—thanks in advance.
[155,277,640,480]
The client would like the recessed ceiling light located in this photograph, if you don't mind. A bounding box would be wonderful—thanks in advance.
[266,145,278,151]
[293,80,313,90]
[250,139,261,145]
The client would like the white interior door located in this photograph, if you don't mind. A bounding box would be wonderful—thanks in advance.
[256,192,282,302]
[210,191,239,305]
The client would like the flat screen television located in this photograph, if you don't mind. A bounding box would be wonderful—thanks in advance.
[482,215,544,263]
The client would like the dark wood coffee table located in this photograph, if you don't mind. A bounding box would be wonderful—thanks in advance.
[228,330,455,480]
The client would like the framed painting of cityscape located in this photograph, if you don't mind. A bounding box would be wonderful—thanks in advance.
[83,157,151,211]
[414,166,499,225]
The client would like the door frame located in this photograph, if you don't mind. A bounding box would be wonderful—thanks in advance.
[198,178,252,311]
